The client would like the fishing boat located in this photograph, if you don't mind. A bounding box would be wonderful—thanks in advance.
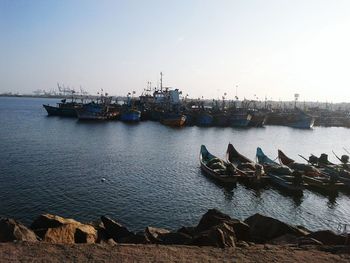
[226,143,268,184]
[278,150,342,193]
[196,112,213,126]
[200,145,239,183]
[76,102,108,120]
[161,112,186,127]
[43,99,81,117]
[120,108,141,122]
[228,111,252,127]
[256,147,303,193]
[248,111,267,127]
[212,112,228,127]
[266,108,315,129]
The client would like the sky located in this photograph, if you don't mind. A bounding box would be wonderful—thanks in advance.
[1,0,350,102]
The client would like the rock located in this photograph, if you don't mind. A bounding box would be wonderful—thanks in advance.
[196,209,250,241]
[119,231,150,244]
[196,209,233,231]
[74,224,98,243]
[191,223,235,248]
[307,230,347,246]
[43,224,76,243]
[244,213,307,243]
[0,218,38,242]
[31,214,79,234]
[145,227,170,243]
[31,214,97,244]
[177,226,196,237]
[269,234,298,245]
[297,237,323,246]
[236,241,250,248]
[101,216,133,242]
[296,225,312,235]
[160,232,192,245]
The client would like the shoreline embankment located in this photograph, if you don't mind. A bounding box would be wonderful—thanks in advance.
[0,209,349,262]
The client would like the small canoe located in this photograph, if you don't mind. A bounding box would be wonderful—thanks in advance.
[256,147,303,193]
[226,143,268,184]
[278,150,342,193]
[200,145,239,184]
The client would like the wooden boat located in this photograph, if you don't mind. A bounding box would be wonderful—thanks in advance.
[200,145,239,183]
[299,153,350,190]
[256,147,303,193]
[161,112,186,127]
[226,143,268,184]
[278,150,342,193]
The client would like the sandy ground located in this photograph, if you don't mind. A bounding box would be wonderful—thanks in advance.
[0,243,349,263]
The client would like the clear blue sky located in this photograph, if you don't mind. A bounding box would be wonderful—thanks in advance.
[1,0,350,102]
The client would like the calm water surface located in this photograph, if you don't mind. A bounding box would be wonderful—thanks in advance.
[1,97,350,232]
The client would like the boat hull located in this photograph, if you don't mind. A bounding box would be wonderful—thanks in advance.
[161,115,186,127]
[228,113,252,127]
[76,103,107,120]
[120,110,141,122]
[197,113,213,126]
[43,104,78,117]
[200,145,238,184]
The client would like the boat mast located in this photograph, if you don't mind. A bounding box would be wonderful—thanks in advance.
[160,72,163,92]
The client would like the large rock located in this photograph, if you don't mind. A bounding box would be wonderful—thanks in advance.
[0,218,38,242]
[158,232,192,245]
[101,216,133,242]
[191,223,235,248]
[307,230,347,246]
[31,214,97,244]
[145,226,171,243]
[177,226,196,237]
[31,214,79,233]
[196,209,250,241]
[244,213,307,243]
[119,231,150,244]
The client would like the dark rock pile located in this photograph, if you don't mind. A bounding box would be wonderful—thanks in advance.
[1,209,349,250]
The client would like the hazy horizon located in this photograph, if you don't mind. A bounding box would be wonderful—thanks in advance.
[1,0,350,102]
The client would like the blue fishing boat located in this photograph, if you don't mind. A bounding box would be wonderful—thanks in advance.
[120,109,141,122]
[196,112,213,126]
[256,147,303,193]
[212,112,228,127]
[76,102,108,120]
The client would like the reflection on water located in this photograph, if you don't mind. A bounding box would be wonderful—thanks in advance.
[0,97,350,232]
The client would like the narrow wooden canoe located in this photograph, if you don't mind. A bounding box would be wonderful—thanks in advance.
[226,143,268,184]
[256,147,303,193]
[278,150,342,193]
[200,145,239,184]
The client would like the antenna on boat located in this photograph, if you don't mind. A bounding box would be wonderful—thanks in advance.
[160,72,163,92]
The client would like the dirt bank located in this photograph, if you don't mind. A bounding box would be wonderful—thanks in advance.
[1,242,349,263]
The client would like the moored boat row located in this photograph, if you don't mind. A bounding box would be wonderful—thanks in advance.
[200,144,350,195]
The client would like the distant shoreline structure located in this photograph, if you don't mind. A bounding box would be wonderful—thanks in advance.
[2,93,350,110]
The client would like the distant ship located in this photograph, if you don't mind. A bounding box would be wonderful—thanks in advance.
[266,108,315,129]
[43,99,81,117]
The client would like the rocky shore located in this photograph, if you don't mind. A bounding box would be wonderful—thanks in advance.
[1,209,349,262]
